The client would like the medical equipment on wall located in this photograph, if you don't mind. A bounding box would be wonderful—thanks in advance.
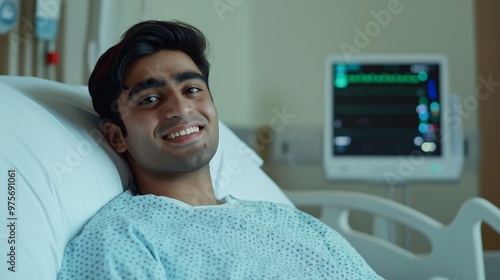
[0,0,17,35]
[323,54,464,183]
[35,0,61,79]
[323,54,465,245]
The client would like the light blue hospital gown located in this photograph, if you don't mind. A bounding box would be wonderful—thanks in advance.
[58,191,382,279]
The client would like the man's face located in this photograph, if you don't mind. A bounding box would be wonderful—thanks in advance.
[110,50,218,178]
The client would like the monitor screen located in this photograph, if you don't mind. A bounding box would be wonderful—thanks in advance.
[332,63,441,156]
[323,54,463,183]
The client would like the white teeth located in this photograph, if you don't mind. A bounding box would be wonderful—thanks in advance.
[167,126,200,139]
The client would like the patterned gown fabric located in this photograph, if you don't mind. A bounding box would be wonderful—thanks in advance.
[57,191,382,279]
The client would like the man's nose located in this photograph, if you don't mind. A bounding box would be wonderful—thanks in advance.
[163,92,191,119]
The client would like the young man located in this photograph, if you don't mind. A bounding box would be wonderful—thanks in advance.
[57,20,382,279]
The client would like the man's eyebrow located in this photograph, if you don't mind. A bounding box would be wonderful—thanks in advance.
[127,78,166,101]
[172,71,207,84]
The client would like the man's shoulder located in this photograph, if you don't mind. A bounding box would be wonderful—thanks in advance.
[78,190,143,233]
[93,190,135,218]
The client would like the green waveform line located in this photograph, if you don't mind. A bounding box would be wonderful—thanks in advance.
[335,72,424,88]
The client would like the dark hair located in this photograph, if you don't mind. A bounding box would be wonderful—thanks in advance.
[88,20,210,136]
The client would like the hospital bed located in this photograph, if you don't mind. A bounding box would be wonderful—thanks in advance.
[0,76,499,280]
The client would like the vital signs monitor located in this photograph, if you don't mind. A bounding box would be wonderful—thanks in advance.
[323,54,463,183]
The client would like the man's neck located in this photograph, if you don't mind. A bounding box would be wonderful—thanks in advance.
[134,168,219,206]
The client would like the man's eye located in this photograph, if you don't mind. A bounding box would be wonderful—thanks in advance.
[185,87,200,94]
[139,96,159,105]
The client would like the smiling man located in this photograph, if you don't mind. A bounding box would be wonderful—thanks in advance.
[57,20,382,279]
[106,49,220,206]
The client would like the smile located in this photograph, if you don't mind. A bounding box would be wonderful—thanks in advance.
[166,126,200,140]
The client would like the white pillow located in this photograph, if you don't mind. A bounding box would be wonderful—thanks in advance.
[0,76,290,280]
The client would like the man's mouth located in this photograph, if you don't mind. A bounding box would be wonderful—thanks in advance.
[165,126,201,140]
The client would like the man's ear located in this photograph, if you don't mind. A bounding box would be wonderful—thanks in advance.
[103,122,128,153]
